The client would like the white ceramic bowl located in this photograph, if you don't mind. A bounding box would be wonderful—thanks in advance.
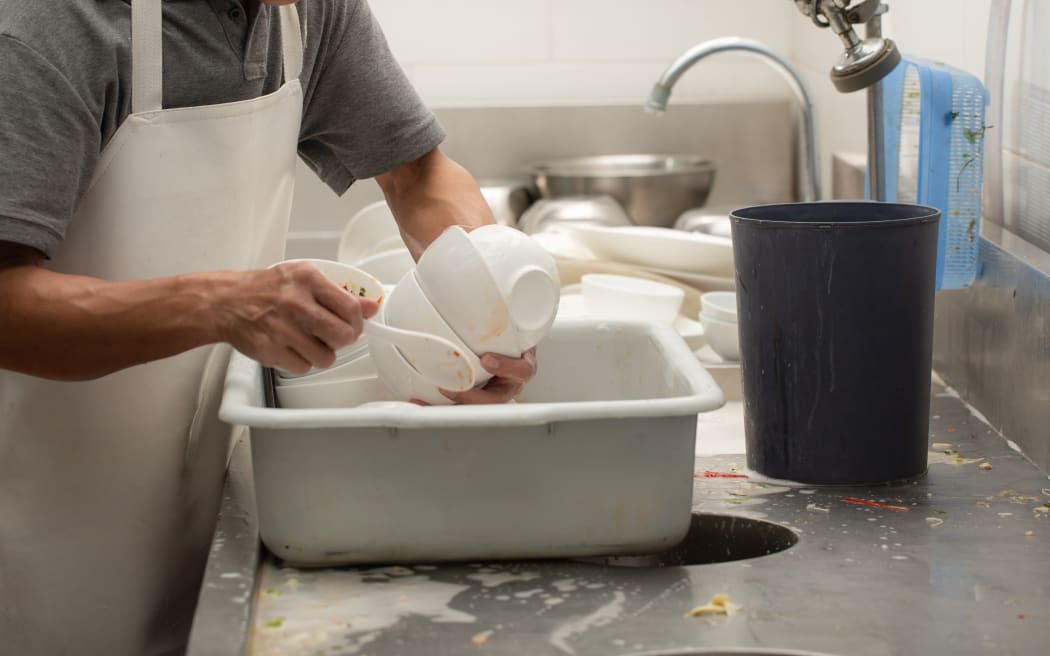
[383,270,488,389]
[516,195,632,236]
[273,258,386,302]
[356,247,415,285]
[466,224,561,351]
[414,226,523,357]
[275,336,372,381]
[581,274,684,324]
[268,259,385,377]
[368,304,457,405]
[275,351,377,386]
[337,201,404,265]
[699,291,738,322]
[699,313,740,361]
[275,374,396,409]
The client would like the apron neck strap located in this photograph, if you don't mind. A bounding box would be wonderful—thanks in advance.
[279,5,304,84]
[131,1,304,114]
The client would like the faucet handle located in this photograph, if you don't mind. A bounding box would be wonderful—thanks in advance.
[842,0,886,24]
[793,0,884,29]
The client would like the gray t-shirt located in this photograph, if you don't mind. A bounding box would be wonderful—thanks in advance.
[0,0,445,257]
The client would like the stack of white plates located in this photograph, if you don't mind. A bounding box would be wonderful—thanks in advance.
[564,223,735,291]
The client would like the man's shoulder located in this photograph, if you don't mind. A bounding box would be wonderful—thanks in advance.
[0,0,124,68]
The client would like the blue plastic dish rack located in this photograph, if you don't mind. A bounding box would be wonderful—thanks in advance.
[878,56,990,290]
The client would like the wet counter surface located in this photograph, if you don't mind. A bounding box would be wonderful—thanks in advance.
[190,384,1050,656]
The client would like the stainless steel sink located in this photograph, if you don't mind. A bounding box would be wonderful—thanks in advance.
[529,154,716,227]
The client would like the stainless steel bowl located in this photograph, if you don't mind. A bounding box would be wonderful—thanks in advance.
[516,195,633,235]
[529,154,716,227]
[478,177,538,228]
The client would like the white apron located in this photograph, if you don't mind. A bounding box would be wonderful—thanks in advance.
[0,2,304,654]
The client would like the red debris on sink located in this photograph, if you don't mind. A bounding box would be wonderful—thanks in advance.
[842,497,910,512]
[696,471,750,479]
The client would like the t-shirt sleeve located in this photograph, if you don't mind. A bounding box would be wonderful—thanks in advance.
[297,0,445,195]
[0,35,100,257]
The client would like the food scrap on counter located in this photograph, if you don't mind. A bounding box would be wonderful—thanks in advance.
[686,593,742,618]
[472,630,494,646]
[696,470,750,479]
[842,497,910,512]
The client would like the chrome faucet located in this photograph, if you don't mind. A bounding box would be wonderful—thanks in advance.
[646,37,822,203]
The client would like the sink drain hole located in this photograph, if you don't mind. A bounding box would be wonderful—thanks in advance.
[579,513,798,567]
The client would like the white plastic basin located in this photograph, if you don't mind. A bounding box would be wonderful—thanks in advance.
[219,319,725,566]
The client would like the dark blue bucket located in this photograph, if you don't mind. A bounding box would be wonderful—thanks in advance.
[729,201,941,485]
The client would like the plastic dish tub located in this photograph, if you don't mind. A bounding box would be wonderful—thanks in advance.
[219,318,725,567]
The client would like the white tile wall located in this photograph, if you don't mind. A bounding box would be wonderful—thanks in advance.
[369,0,551,64]
[291,0,1007,236]
[369,0,798,108]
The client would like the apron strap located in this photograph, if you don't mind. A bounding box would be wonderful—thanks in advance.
[130,2,304,114]
[279,5,304,83]
[131,0,164,114]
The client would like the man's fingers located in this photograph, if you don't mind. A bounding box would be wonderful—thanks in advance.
[279,323,336,369]
[269,347,313,376]
[441,376,520,405]
[479,348,536,385]
[312,281,370,340]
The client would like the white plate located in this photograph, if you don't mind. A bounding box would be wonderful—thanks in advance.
[640,266,735,291]
[566,224,734,277]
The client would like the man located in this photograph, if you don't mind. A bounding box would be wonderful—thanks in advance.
[0,1,535,653]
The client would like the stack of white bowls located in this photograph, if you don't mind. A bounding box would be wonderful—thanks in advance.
[270,259,397,409]
[270,226,561,408]
[698,291,739,361]
[370,224,561,405]
[336,201,416,285]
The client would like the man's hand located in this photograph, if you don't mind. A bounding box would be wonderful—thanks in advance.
[0,242,377,380]
[214,262,378,375]
[439,348,537,405]
[373,147,541,406]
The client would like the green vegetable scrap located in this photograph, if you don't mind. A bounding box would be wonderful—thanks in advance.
[266,618,284,628]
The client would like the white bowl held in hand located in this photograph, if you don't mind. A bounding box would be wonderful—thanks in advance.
[699,313,740,361]
[581,274,684,324]
[699,291,738,322]
[274,258,386,302]
[466,224,561,351]
[269,259,385,377]
[383,270,489,390]
[368,303,459,405]
[414,226,523,357]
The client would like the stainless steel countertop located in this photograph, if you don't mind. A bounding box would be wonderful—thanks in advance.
[188,384,1050,656]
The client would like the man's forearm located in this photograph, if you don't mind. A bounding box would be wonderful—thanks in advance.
[0,262,228,380]
[376,148,496,259]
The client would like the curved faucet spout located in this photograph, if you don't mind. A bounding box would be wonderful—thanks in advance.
[646,37,822,202]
